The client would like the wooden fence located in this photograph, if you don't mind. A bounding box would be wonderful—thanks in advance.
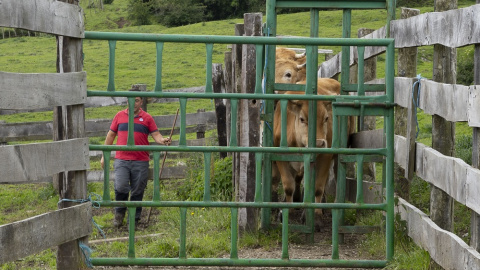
[333,3,480,269]
[0,0,91,268]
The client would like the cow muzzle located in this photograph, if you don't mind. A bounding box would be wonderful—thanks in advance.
[316,139,328,148]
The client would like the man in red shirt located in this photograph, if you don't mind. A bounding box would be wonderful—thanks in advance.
[101,90,171,228]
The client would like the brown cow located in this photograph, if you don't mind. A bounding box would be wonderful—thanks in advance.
[272,78,354,230]
[276,47,306,63]
[275,48,307,87]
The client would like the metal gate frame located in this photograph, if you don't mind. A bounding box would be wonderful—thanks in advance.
[86,0,396,267]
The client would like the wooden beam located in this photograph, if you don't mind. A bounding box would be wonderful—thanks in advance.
[0,72,86,110]
[0,138,89,183]
[0,203,92,264]
[0,0,84,38]
[396,197,480,270]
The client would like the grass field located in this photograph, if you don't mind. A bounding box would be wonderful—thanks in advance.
[1,0,479,269]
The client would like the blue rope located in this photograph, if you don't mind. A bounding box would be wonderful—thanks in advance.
[58,193,106,239]
[79,241,94,268]
[412,74,423,138]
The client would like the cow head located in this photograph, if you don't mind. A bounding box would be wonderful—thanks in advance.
[285,91,332,149]
[275,59,304,85]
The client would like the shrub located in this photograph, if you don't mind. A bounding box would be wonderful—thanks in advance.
[127,0,154,26]
[178,154,233,201]
[457,47,474,86]
[152,0,206,27]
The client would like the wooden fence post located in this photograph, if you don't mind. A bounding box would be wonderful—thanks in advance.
[224,50,233,157]
[54,1,88,269]
[237,12,262,232]
[430,0,457,235]
[395,8,420,201]
[471,0,480,252]
[232,23,244,212]
[212,63,227,158]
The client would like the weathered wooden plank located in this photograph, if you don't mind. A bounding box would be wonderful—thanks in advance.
[0,0,84,38]
[0,72,87,110]
[391,4,480,49]
[396,197,480,269]
[469,85,480,127]
[418,79,469,122]
[466,167,480,215]
[0,138,89,183]
[0,203,92,264]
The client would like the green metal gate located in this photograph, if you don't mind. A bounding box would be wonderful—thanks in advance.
[87,0,396,267]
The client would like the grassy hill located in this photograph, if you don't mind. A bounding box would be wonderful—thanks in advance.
[0,0,478,269]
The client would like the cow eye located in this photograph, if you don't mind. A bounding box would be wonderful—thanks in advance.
[325,116,329,122]
[286,72,292,78]
[300,116,306,123]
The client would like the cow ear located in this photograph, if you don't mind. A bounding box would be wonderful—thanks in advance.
[287,99,303,112]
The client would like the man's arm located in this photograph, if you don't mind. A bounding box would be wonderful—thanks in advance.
[151,130,171,145]
[100,130,117,169]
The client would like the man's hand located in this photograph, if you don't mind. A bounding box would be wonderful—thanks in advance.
[162,137,172,145]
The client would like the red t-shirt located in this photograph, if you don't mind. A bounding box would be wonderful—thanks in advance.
[110,109,158,161]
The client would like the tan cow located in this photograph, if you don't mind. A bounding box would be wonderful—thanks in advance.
[276,47,306,63]
[272,78,354,229]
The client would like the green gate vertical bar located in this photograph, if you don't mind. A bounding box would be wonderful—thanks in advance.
[153,151,161,201]
[128,207,136,258]
[107,40,116,92]
[255,44,264,94]
[331,209,339,259]
[179,98,187,146]
[385,41,395,261]
[229,99,238,147]
[356,155,364,204]
[154,42,164,92]
[102,151,111,201]
[203,152,212,202]
[179,207,187,259]
[205,43,213,93]
[340,9,351,95]
[303,153,315,236]
[262,0,277,231]
[281,208,289,260]
[255,153,263,202]
[230,208,239,259]
[127,97,135,146]
[279,99,288,147]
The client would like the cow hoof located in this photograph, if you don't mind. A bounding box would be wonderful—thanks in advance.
[314,215,324,232]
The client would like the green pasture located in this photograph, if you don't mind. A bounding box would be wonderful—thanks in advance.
[1,0,479,269]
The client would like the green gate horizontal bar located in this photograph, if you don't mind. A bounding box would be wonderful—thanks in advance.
[96,200,387,211]
[89,144,387,155]
[85,31,393,46]
[276,0,387,9]
[90,258,388,268]
[87,89,389,102]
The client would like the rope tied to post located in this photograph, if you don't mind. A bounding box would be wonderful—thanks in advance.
[412,74,423,138]
[57,193,106,239]
[79,241,94,268]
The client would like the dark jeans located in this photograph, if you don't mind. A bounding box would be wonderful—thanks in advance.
[114,159,149,220]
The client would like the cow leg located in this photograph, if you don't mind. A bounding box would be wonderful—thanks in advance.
[314,154,334,216]
[275,161,296,203]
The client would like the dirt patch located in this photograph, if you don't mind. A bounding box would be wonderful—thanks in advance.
[116,17,129,28]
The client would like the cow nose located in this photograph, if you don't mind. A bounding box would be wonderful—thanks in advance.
[316,139,327,148]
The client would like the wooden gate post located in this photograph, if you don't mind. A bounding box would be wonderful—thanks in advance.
[430,0,457,234]
[237,13,262,232]
[212,63,228,158]
[471,0,480,252]
[395,8,420,201]
[54,1,88,269]
[224,50,233,157]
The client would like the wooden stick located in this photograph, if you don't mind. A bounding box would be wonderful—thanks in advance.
[146,108,179,224]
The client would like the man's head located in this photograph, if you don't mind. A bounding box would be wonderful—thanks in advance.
[129,88,143,115]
